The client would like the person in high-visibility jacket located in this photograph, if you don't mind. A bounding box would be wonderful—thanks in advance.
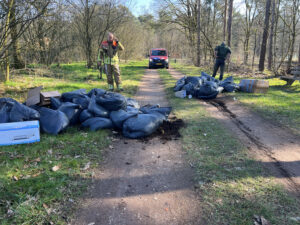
[98,32,124,91]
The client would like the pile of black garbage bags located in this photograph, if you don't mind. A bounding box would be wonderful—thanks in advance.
[174,72,239,100]
[0,89,172,138]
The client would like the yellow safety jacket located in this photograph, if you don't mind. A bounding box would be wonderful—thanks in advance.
[98,41,124,65]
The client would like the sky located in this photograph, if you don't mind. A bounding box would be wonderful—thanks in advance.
[130,0,153,17]
[129,0,246,18]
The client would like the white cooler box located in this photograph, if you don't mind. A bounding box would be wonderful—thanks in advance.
[0,121,40,146]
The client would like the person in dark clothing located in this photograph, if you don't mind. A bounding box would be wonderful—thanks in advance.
[212,42,231,80]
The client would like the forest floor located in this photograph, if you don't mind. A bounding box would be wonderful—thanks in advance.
[1,61,300,225]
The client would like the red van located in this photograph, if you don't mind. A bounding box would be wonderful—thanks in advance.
[148,48,169,69]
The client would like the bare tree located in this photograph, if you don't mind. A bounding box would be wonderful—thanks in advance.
[242,0,258,65]
[227,0,233,47]
[223,0,227,42]
[287,0,300,70]
[258,0,271,71]
[196,0,201,66]
[267,0,276,70]
[0,0,50,81]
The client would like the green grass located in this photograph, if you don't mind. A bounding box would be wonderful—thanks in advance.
[1,60,147,101]
[0,60,147,224]
[171,63,300,135]
[159,69,300,225]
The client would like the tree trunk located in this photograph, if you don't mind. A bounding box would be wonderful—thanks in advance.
[4,0,14,82]
[227,0,233,47]
[273,0,280,69]
[298,44,300,65]
[196,0,201,67]
[258,0,271,72]
[223,0,227,42]
[85,0,93,68]
[287,0,298,70]
[252,29,257,71]
[10,1,24,69]
[268,0,276,70]
[244,35,249,65]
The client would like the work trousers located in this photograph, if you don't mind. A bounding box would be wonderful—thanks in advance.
[105,64,122,86]
[212,59,225,80]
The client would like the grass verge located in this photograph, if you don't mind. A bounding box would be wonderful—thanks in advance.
[159,69,300,225]
[171,63,300,135]
[0,60,146,224]
[1,60,147,101]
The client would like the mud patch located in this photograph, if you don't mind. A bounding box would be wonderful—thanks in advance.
[138,116,185,143]
[157,116,185,140]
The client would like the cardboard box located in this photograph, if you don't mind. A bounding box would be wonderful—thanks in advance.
[0,121,40,146]
[239,79,269,94]
[40,91,61,106]
[26,87,61,106]
[26,86,43,106]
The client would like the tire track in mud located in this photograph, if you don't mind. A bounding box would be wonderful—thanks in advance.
[169,68,300,197]
[208,99,300,196]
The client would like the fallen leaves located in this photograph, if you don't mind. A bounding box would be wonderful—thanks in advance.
[83,162,91,171]
[253,215,272,225]
[43,203,51,215]
[51,165,60,172]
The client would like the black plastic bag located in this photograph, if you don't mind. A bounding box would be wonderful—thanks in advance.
[88,95,109,118]
[58,102,81,125]
[219,76,238,92]
[182,83,197,95]
[126,106,140,114]
[61,89,86,102]
[174,77,186,92]
[38,107,69,135]
[185,76,202,87]
[79,109,93,123]
[123,113,165,139]
[195,81,219,100]
[139,105,172,117]
[96,92,127,111]
[87,88,106,97]
[126,98,140,109]
[200,72,213,82]
[0,104,10,123]
[81,117,114,131]
[50,97,61,110]
[0,98,40,122]
[110,109,138,129]
[72,95,90,109]
[10,103,40,122]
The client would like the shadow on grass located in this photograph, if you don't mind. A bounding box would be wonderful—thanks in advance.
[271,85,300,93]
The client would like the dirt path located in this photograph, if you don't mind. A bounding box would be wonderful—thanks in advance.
[169,68,300,197]
[72,69,202,225]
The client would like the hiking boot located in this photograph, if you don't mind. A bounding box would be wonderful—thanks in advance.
[108,84,114,92]
[117,85,124,92]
